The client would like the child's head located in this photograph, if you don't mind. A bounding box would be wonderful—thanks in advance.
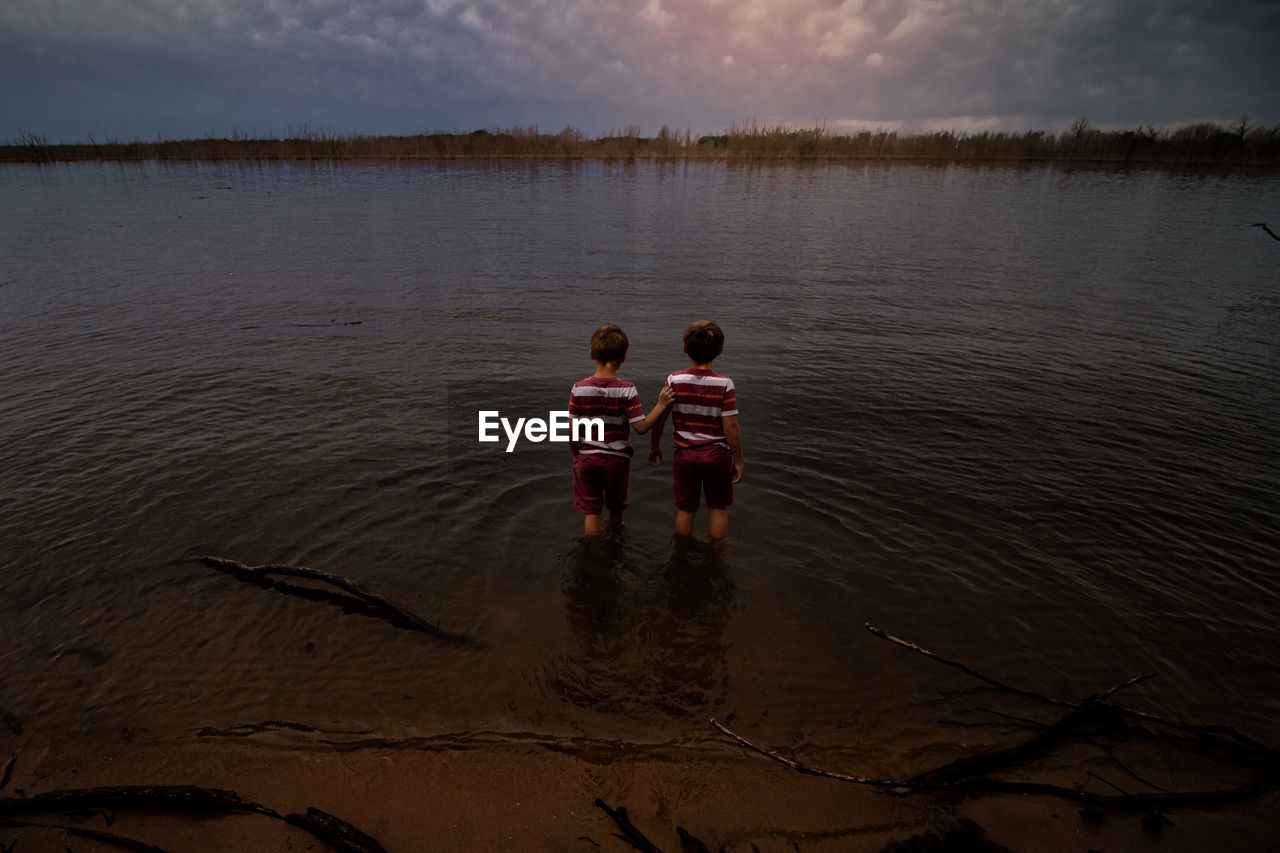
[590,324,629,364]
[683,320,724,364]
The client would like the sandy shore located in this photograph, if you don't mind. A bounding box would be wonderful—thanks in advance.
[3,730,1277,852]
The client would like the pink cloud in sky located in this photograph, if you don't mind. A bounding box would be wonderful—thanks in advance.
[1,0,1276,141]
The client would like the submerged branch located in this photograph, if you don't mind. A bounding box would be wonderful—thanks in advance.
[197,555,472,644]
[864,622,1275,758]
[864,623,1074,707]
[711,628,1280,812]
[709,718,1279,810]
[906,695,1134,788]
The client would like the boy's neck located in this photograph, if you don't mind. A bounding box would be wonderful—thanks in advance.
[689,360,714,370]
[593,361,622,379]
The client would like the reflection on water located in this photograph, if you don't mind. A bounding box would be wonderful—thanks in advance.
[552,534,735,721]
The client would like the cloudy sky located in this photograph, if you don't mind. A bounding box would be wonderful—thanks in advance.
[2,0,1278,143]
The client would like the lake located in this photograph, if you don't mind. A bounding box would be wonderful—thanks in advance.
[1,159,1278,773]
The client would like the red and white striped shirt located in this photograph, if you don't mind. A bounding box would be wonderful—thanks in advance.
[666,368,738,450]
[568,377,645,457]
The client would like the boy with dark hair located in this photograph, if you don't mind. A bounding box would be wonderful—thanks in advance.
[569,324,674,537]
[648,320,743,540]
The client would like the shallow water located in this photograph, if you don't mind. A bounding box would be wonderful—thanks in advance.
[1,160,1278,765]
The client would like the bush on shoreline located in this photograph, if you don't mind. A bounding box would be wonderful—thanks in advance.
[4,119,1278,167]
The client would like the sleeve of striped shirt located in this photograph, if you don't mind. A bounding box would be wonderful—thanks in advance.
[625,386,644,422]
[721,379,739,416]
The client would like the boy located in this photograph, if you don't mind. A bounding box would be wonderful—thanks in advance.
[648,320,743,541]
[569,324,674,537]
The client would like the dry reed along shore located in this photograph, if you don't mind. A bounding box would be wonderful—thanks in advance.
[4,120,1280,167]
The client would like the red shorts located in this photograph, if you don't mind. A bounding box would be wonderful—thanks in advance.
[672,444,734,512]
[573,452,631,514]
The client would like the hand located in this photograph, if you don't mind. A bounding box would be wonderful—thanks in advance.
[648,446,663,467]
[732,460,744,483]
[658,385,676,407]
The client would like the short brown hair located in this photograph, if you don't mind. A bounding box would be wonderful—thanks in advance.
[683,320,724,363]
[590,324,629,364]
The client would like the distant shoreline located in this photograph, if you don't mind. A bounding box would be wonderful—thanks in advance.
[4,121,1278,168]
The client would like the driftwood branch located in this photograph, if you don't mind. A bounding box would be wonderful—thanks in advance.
[1087,738,1169,792]
[710,719,901,789]
[0,785,277,819]
[594,798,664,853]
[907,674,1154,788]
[285,806,387,853]
[863,623,1072,707]
[592,799,715,853]
[906,703,1103,788]
[676,825,712,853]
[1,819,171,852]
[864,622,1276,758]
[197,555,472,644]
[0,784,385,853]
[710,627,1280,812]
[710,719,1279,810]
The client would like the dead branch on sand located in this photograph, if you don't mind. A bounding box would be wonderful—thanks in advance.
[710,624,1279,812]
[594,798,715,853]
[0,784,385,853]
[197,555,472,644]
[594,798,664,853]
[1,819,171,853]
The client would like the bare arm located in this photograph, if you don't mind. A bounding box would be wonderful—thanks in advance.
[631,385,676,436]
[647,400,671,466]
[723,414,743,483]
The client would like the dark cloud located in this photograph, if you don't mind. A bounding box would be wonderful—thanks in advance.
[2,0,1277,142]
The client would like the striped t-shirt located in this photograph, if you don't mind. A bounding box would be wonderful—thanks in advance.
[568,376,645,457]
[667,368,738,450]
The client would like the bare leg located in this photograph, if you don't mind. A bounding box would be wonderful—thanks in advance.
[608,509,625,530]
[708,508,728,541]
[584,513,602,537]
[675,509,695,537]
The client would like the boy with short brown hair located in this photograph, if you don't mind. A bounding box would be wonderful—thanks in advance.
[648,320,743,540]
[569,324,673,537]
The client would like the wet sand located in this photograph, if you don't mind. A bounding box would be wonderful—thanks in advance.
[4,731,1277,852]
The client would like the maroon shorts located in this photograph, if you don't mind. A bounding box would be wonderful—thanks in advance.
[573,452,631,514]
[672,444,734,512]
